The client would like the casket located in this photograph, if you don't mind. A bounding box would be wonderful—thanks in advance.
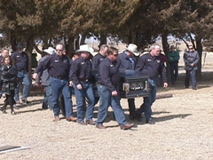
[119,70,149,98]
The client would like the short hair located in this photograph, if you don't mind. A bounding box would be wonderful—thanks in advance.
[99,44,108,51]
[107,47,118,56]
[149,43,161,51]
[56,43,65,49]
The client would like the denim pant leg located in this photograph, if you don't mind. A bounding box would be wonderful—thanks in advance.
[45,85,53,109]
[50,78,62,117]
[73,85,85,122]
[43,86,48,105]
[143,80,157,119]
[111,95,127,125]
[84,82,95,120]
[62,80,73,118]
[185,70,190,87]
[170,63,175,84]
[96,85,111,124]
[22,72,31,99]
[174,62,178,82]
[14,71,24,101]
[190,69,197,89]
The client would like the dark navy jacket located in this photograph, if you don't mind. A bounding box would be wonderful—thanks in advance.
[70,57,93,85]
[11,51,29,71]
[35,53,70,79]
[92,53,106,82]
[135,53,167,82]
[92,53,105,70]
[98,57,120,91]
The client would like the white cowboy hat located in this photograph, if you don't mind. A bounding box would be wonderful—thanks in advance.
[126,44,140,56]
[76,44,94,54]
[44,47,56,55]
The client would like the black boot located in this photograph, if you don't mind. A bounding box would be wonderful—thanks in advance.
[42,102,48,110]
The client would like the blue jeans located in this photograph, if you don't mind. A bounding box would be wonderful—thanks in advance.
[14,71,31,101]
[73,82,95,122]
[43,85,53,109]
[96,85,127,125]
[138,79,157,119]
[50,77,73,118]
[185,69,197,89]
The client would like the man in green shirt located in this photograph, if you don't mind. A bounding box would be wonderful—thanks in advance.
[167,45,180,85]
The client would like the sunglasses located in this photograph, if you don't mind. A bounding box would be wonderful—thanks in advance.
[113,54,118,57]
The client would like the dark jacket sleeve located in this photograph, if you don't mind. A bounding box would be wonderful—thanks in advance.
[135,56,146,73]
[34,56,51,74]
[99,63,115,91]
[69,59,80,85]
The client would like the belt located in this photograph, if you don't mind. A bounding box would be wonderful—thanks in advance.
[51,76,66,80]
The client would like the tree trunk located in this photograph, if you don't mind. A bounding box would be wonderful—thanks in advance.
[161,33,170,81]
[10,31,17,52]
[66,35,75,58]
[99,33,107,47]
[161,33,169,55]
[25,36,34,76]
[196,38,202,80]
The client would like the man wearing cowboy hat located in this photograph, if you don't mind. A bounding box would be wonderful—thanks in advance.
[34,47,56,110]
[118,43,141,121]
[33,43,77,122]
[70,44,96,125]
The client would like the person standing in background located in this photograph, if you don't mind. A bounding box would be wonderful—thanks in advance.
[0,48,10,98]
[167,45,180,85]
[11,44,31,104]
[183,45,200,90]
[0,56,17,115]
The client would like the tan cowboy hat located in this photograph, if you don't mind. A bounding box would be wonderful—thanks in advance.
[76,44,94,54]
[126,44,140,56]
[44,47,56,55]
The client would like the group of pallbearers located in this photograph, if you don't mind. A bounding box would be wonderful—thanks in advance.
[1,42,199,129]
[32,42,168,130]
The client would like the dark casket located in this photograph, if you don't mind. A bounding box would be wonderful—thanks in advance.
[119,70,149,99]
[92,69,149,99]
